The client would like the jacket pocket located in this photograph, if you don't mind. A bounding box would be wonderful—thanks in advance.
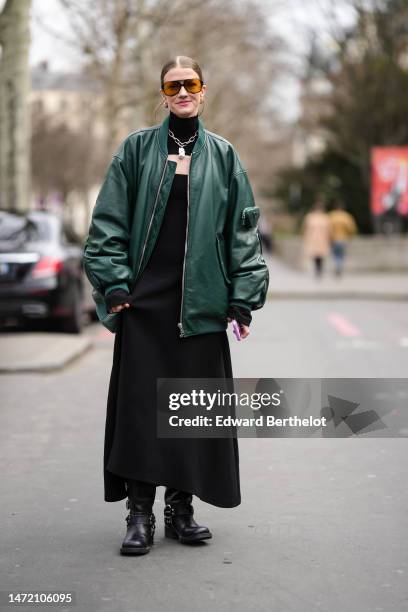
[241,206,260,229]
[216,233,231,285]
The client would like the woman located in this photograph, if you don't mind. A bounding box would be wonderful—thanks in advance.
[83,56,269,556]
[301,198,331,278]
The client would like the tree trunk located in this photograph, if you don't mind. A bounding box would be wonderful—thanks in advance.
[0,0,32,212]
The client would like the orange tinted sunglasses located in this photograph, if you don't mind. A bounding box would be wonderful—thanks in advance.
[162,78,203,96]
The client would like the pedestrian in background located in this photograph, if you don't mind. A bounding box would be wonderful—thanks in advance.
[328,198,358,277]
[301,198,331,278]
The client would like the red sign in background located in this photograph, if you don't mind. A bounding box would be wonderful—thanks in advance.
[371,147,408,216]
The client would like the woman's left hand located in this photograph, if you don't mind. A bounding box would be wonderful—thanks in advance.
[227,318,250,339]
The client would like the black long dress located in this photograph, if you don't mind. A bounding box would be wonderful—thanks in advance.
[103,111,241,508]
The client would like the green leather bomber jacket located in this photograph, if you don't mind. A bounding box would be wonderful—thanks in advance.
[82,113,269,337]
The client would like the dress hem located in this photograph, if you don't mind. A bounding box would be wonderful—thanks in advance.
[104,467,241,509]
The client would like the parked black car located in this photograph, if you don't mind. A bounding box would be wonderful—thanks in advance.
[0,210,95,333]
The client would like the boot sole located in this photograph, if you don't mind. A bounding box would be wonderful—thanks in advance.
[120,545,151,555]
[165,526,212,543]
[120,537,154,555]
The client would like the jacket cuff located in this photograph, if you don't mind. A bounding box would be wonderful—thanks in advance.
[228,303,252,326]
[105,289,130,312]
[105,282,130,296]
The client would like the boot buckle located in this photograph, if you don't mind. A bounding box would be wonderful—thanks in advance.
[125,511,155,525]
[164,502,194,516]
[164,504,175,527]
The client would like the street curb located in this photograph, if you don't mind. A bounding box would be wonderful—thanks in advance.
[0,334,92,373]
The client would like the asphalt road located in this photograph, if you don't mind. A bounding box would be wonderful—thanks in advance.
[1,299,408,612]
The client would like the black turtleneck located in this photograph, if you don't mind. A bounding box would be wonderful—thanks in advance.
[167,110,198,155]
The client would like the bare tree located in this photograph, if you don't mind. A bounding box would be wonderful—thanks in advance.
[0,0,31,212]
[31,106,108,228]
[56,0,205,150]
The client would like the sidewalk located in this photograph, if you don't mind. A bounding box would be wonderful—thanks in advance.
[266,255,408,300]
[0,332,92,373]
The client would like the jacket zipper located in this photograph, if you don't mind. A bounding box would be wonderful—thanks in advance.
[178,157,192,338]
[132,159,168,290]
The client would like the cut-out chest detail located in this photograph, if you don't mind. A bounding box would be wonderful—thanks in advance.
[167,154,191,175]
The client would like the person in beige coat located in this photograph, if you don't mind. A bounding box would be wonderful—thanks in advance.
[301,199,331,277]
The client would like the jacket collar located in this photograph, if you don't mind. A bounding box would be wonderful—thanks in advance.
[157,112,206,157]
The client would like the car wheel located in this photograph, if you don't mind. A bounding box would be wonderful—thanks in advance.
[61,284,83,334]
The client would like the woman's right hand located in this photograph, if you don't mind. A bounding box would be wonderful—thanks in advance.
[108,302,131,314]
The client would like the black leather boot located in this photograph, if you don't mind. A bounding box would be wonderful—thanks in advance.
[164,500,212,543]
[120,480,156,555]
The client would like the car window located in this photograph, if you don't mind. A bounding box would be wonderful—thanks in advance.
[27,217,52,241]
[0,213,54,251]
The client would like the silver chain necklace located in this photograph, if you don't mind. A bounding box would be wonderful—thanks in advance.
[168,129,198,159]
